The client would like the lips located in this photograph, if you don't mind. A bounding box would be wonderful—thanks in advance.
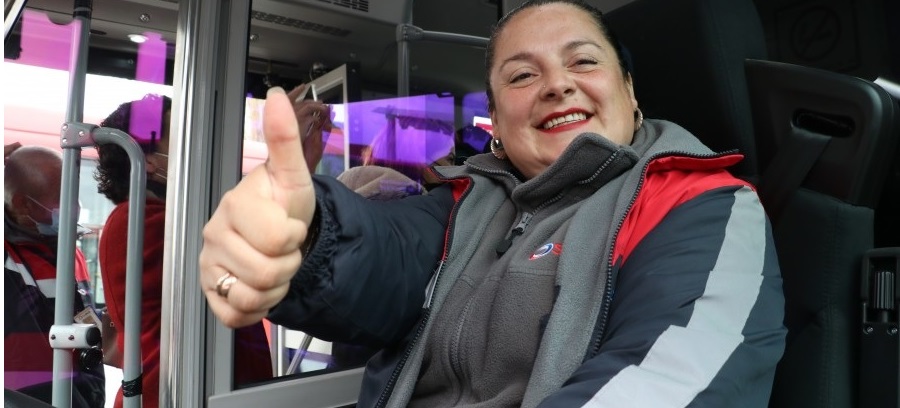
[541,112,588,130]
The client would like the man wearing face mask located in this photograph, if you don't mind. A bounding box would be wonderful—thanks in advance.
[4,144,106,407]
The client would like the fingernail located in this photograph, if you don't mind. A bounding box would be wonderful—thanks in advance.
[267,86,285,97]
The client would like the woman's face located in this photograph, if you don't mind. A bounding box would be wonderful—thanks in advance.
[488,3,638,179]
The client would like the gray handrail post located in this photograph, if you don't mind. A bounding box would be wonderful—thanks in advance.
[50,1,93,407]
[92,128,148,408]
[51,2,147,408]
[395,22,489,97]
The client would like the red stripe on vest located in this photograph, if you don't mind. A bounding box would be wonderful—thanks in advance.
[612,154,752,266]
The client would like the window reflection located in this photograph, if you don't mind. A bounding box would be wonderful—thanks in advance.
[4,6,181,407]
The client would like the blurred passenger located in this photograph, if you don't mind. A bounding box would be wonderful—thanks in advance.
[4,144,105,408]
[94,94,271,408]
[452,125,492,165]
[358,112,456,191]
[337,166,427,201]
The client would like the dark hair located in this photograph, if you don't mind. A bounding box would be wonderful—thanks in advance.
[94,94,171,204]
[484,0,631,112]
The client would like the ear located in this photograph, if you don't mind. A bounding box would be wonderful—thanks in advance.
[625,73,638,111]
[488,111,499,139]
[10,192,24,209]
[8,192,31,223]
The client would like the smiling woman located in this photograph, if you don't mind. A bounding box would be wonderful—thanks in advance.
[485,1,637,179]
[198,1,786,407]
[7,0,896,405]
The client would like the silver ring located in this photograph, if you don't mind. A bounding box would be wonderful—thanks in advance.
[215,273,238,298]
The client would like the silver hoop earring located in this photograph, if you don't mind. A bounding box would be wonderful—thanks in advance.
[490,138,507,160]
[634,108,644,131]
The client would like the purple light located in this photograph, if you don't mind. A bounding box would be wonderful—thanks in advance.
[11,10,75,70]
[128,95,165,145]
[135,32,166,84]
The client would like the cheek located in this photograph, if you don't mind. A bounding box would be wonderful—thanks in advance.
[495,102,529,135]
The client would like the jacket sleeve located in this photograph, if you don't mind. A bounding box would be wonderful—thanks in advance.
[538,185,787,408]
[267,175,455,347]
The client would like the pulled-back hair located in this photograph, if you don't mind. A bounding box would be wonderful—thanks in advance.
[94,94,171,204]
[484,0,631,112]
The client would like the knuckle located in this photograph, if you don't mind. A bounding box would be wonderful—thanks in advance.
[258,230,291,255]
[233,290,264,313]
[201,223,217,242]
[218,309,242,329]
[254,262,285,288]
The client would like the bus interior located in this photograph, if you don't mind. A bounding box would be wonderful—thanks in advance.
[3,0,899,406]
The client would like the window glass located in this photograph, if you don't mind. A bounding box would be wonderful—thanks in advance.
[4,4,175,406]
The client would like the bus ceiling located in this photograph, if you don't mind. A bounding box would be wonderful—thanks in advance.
[8,0,640,97]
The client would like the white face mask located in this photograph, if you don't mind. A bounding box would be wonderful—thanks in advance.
[26,195,60,236]
[153,152,168,181]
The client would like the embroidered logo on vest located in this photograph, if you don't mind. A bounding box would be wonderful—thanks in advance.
[530,243,562,260]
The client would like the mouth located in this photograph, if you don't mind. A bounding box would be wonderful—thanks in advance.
[540,112,589,130]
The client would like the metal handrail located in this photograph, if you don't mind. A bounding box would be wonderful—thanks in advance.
[50,2,146,408]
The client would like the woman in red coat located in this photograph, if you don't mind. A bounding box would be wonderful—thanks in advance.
[95,94,272,408]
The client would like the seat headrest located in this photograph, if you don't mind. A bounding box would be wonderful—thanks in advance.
[605,0,767,178]
[746,59,900,207]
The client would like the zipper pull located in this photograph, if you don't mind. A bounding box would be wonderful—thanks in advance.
[423,260,444,308]
[496,212,533,255]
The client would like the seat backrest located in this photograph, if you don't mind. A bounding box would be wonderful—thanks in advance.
[747,59,900,210]
[605,0,767,179]
[606,0,900,407]
[746,58,900,408]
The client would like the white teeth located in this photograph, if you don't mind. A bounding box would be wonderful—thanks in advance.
[542,112,587,129]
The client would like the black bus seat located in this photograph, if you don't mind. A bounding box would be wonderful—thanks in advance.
[605,0,766,180]
[605,0,900,407]
[746,59,900,408]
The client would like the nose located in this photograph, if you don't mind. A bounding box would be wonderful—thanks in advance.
[541,69,575,100]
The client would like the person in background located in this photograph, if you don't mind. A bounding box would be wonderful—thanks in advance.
[4,144,105,408]
[94,94,272,408]
[200,1,787,406]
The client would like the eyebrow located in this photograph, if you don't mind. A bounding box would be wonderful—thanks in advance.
[498,39,606,72]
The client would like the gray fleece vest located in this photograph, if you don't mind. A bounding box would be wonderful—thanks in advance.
[385,120,717,408]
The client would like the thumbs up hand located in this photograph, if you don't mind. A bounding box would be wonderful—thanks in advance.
[200,87,317,328]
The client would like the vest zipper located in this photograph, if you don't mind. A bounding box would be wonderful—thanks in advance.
[495,211,532,254]
[495,187,567,256]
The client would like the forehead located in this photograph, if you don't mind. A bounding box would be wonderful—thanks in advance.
[495,3,607,54]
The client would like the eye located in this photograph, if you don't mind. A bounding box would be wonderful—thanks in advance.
[570,57,599,73]
[510,72,534,83]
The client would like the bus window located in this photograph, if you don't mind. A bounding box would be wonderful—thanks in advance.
[4,4,176,407]
[229,0,494,397]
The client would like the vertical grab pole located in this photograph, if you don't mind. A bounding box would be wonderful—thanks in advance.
[52,1,92,407]
[396,0,413,97]
[93,128,147,408]
[396,24,410,97]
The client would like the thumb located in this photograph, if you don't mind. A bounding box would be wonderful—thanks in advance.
[262,87,314,221]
